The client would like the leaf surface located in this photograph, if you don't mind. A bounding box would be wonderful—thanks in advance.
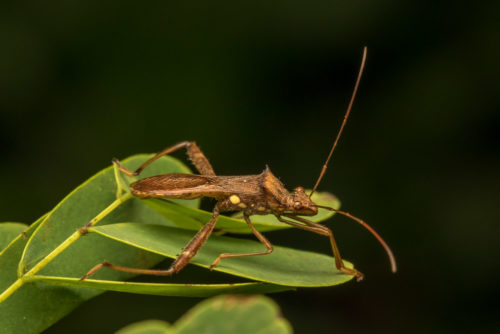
[90,223,355,287]
[116,295,292,334]
[174,295,292,334]
[0,223,28,254]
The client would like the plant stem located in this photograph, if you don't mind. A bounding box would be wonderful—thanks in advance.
[0,277,24,304]
[0,193,132,304]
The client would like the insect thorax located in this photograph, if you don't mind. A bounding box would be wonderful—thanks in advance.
[217,167,296,215]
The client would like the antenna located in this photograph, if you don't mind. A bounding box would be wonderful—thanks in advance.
[310,46,367,196]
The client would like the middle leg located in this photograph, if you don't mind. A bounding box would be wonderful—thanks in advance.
[209,214,273,270]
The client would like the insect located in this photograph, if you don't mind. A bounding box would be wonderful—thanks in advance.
[81,47,396,282]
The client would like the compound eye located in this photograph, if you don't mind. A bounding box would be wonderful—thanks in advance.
[294,202,303,210]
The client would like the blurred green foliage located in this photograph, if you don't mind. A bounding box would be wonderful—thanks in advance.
[116,295,292,334]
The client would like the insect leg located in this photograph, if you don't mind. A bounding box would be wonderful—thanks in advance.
[277,214,364,281]
[80,208,220,280]
[113,141,215,176]
[209,214,273,270]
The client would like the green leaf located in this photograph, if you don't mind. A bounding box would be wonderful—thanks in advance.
[90,223,355,287]
[117,320,173,334]
[143,190,340,234]
[117,295,292,334]
[0,223,28,253]
[174,295,292,334]
[0,155,203,334]
[26,276,291,297]
[0,217,44,292]
[0,216,46,334]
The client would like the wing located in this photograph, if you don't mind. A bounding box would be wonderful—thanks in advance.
[130,174,261,199]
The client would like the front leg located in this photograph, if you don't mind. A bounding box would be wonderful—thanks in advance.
[113,141,216,177]
[277,214,364,281]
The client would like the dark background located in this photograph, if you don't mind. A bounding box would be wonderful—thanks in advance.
[1,1,498,333]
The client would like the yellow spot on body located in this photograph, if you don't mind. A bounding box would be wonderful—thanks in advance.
[257,206,266,211]
[239,203,247,209]
[229,195,241,204]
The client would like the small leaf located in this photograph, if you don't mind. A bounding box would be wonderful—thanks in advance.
[143,191,340,234]
[117,295,293,334]
[0,223,28,254]
[116,320,173,334]
[174,295,292,334]
[90,223,355,287]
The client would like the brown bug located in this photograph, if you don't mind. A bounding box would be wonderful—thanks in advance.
[81,47,396,282]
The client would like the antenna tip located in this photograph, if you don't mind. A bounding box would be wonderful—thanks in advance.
[391,259,398,273]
